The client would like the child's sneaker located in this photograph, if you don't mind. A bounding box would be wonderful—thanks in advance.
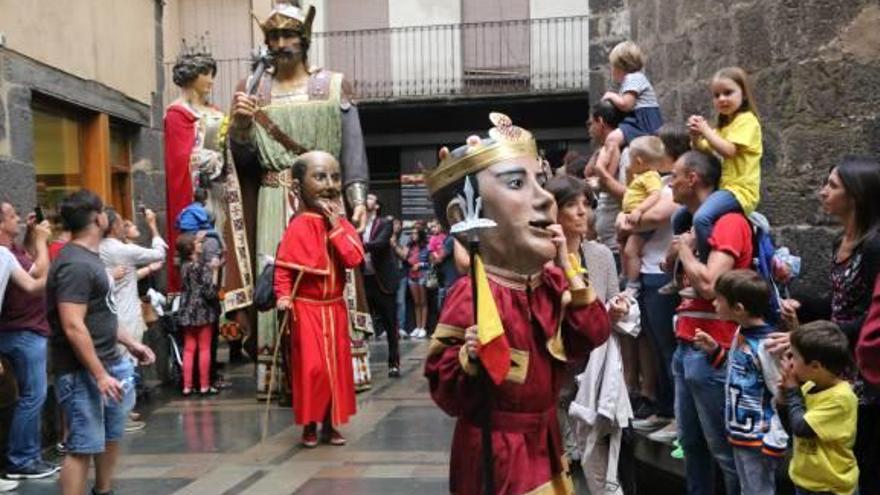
[678,287,698,299]
[658,279,680,295]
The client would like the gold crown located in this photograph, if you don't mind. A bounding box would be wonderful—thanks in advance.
[426,113,538,195]
[256,1,316,40]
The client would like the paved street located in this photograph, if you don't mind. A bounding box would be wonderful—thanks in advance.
[16,340,459,495]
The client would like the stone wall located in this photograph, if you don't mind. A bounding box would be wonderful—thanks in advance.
[588,0,880,295]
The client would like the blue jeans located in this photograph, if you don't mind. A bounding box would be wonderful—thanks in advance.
[638,273,678,418]
[733,447,779,495]
[0,330,48,470]
[55,358,135,454]
[673,342,740,495]
[396,276,408,332]
[672,189,741,262]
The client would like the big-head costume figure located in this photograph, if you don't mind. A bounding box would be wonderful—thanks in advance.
[273,151,365,447]
[164,50,253,310]
[229,1,373,397]
[424,114,611,495]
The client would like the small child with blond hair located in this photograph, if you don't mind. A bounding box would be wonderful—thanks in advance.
[617,135,666,296]
[597,41,664,175]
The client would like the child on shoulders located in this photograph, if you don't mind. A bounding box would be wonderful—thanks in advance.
[694,269,788,495]
[664,66,763,297]
[596,41,664,175]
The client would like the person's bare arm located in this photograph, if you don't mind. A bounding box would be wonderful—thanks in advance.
[627,189,663,226]
[10,264,46,294]
[23,219,51,278]
[58,302,123,401]
[116,326,156,366]
[602,91,637,113]
[596,145,627,200]
[677,235,735,299]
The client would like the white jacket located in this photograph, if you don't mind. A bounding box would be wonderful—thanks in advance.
[568,300,636,494]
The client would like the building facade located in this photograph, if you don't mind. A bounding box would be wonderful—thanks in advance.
[163,0,594,219]
[0,0,166,226]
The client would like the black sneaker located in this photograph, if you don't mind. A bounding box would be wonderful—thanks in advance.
[632,398,657,420]
[388,366,401,378]
[6,460,61,479]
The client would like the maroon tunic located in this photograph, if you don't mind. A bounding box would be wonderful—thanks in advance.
[425,265,610,495]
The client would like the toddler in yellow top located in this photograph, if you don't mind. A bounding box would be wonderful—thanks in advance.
[617,136,665,296]
[673,67,763,264]
[777,320,858,495]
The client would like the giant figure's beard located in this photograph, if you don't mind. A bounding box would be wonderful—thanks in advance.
[271,47,304,68]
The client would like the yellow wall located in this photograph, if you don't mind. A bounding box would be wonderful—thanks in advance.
[0,0,157,104]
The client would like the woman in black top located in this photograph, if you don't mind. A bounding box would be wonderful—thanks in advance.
[780,156,880,493]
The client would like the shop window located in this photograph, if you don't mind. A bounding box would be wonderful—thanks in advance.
[110,124,134,220]
[32,98,137,220]
[32,106,84,217]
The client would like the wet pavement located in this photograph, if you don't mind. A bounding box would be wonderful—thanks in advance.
[13,339,459,495]
[8,338,687,495]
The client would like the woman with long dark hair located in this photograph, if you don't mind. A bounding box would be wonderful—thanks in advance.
[780,156,880,493]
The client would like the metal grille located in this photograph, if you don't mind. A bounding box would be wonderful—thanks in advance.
[163,16,589,110]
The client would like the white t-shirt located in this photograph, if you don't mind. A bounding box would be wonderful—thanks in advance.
[640,180,674,275]
[0,245,18,310]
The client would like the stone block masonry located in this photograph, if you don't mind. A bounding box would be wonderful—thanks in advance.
[588,0,880,296]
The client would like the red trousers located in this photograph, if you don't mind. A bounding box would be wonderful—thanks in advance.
[183,324,212,390]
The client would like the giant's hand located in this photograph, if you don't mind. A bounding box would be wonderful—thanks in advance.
[232,92,257,127]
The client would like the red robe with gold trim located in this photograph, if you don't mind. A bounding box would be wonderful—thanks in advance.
[425,266,610,495]
[163,103,198,292]
[274,212,364,426]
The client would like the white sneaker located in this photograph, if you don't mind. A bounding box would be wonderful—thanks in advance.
[412,328,426,339]
[631,414,670,432]
[647,421,678,444]
[418,328,428,339]
[0,478,19,492]
[399,329,410,339]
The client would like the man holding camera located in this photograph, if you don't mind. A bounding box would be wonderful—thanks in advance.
[0,199,58,482]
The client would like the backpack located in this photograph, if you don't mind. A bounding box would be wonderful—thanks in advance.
[748,212,801,325]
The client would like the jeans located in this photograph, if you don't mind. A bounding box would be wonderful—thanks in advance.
[396,276,408,332]
[56,358,135,454]
[732,447,779,495]
[638,273,679,418]
[672,189,741,262]
[673,342,740,495]
[0,330,48,469]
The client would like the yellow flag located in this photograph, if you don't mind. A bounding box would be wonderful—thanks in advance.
[474,254,510,384]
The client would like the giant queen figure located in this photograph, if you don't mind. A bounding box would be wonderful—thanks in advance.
[164,50,254,311]
[229,1,373,397]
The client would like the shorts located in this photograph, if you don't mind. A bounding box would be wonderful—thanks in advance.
[55,358,135,454]
[618,106,664,144]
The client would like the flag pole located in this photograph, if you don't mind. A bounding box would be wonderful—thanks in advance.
[451,175,496,495]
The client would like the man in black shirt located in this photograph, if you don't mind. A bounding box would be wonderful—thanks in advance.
[48,190,155,495]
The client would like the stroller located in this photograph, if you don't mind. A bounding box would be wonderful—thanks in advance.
[155,294,184,389]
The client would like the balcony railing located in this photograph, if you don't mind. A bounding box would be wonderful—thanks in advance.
[164,16,589,110]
